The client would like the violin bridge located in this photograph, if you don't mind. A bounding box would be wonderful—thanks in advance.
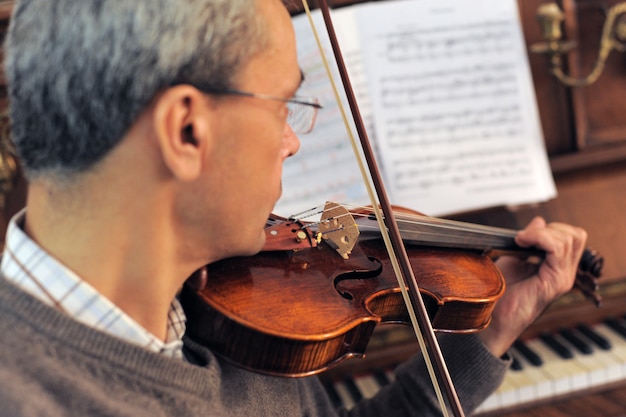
[319,201,360,260]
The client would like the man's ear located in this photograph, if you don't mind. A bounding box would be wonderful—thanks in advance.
[152,86,214,181]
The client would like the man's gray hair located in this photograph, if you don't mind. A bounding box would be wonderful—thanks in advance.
[4,0,267,179]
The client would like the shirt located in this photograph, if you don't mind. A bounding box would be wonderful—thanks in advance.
[1,209,186,359]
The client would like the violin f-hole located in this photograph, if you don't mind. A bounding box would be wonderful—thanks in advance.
[333,256,383,300]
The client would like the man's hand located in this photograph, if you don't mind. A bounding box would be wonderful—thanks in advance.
[478,216,588,357]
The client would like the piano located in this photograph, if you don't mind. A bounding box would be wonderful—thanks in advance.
[320,287,626,416]
[315,159,626,415]
[474,319,626,414]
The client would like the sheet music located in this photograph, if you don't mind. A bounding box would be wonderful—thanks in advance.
[275,8,372,218]
[274,0,556,218]
[358,0,555,215]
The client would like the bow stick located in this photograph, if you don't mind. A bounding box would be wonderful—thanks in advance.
[300,1,465,416]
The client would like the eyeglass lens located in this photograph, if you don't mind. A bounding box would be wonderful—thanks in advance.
[287,101,319,134]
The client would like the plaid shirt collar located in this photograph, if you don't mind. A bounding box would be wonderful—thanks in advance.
[1,210,186,360]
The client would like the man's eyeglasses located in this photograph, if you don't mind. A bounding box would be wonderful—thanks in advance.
[189,85,322,134]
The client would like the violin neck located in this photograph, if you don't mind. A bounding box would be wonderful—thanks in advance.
[357,213,525,254]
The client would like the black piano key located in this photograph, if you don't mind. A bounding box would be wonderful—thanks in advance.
[510,353,523,371]
[343,377,363,403]
[323,380,343,408]
[373,369,390,387]
[539,332,573,359]
[605,317,626,340]
[559,328,593,354]
[576,324,611,350]
[513,340,543,366]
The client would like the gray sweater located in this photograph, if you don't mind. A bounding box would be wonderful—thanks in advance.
[0,276,507,416]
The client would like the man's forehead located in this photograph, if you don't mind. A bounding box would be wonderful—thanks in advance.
[245,0,300,92]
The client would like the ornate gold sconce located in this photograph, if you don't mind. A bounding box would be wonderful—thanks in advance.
[530,2,626,87]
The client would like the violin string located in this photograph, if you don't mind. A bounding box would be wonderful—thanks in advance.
[300,202,517,239]
[289,202,603,309]
[288,205,326,221]
[297,204,601,296]
[292,206,357,238]
[300,2,454,414]
[287,205,332,231]
[288,205,512,249]
[300,222,347,237]
[338,203,517,238]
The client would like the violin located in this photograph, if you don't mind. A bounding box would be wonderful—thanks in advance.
[180,202,603,377]
[181,1,604,413]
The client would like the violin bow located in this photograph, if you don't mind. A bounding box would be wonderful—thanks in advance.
[300,1,465,416]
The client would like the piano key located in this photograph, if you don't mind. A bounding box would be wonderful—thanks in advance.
[373,369,391,387]
[330,379,356,409]
[512,340,543,366]
[502,352,550,404]
[523,338,591,394]
[588,323,626,363]
[561,329,625,386]
[322,380,343,408]
[494,377,518,408]
[475,347,554,413]
[559,328,593,354]
[482,341,573,414]
[512,352,554,400]
[605,317,626,339]
[475,388,499,411]
[352,374,380,399]
[343,377,363,403]
[576,324,611,350]
[328,368,396,410]
[510,353,523,371]
[539,332,573,359]
[328,321,626,414]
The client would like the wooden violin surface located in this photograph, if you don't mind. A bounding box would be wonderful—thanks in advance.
[181,225,505,377]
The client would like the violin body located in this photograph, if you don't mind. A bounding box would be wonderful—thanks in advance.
[180,213,505,377]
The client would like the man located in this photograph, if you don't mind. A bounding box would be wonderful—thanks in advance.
[0,0,586,416]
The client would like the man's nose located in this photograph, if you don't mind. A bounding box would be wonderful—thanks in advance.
[283,124,301,158]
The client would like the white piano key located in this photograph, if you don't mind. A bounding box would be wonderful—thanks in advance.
[332,380,356,409]
[475,390,499,412]
[476,348,555,413]
[524,338,591,394]
[328,321,626,414]
[353,374,380,399]
[565,329,625,386]
[587,323,626,376]
[494,377,518,409]
[502,365,536,404]
[475,378,513,413]
[475,322,626,414]
[509,351,554,402]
